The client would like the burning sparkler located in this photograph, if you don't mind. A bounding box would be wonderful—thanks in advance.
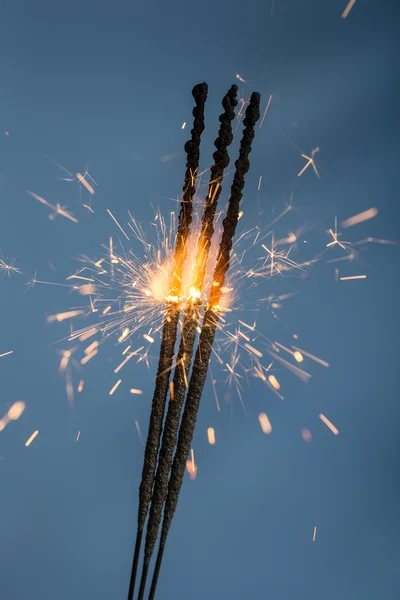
[127,82,208,600]
[146,91,261,600]
[136,84,239,598]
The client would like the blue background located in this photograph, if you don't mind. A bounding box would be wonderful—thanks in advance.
[1,1,399,598]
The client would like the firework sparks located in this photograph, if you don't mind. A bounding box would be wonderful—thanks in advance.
[25,430,39,447]
[76,172,95,195]
[259,413,272,434]
[319,413,339,436]
[207,427,216,445]
[339,275,367,281]
[0,350,14,359]
[341,0,357,19]
[340,208,378,229]
[297,148,320,178]
[26,190,78,223]
[313,526,317,541]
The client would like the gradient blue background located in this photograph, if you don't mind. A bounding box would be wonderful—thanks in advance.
[1,1,399,598]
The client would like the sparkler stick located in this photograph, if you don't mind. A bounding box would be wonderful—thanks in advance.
[127,82,208,600]
[137,85,238,600]
[148,91,261,599]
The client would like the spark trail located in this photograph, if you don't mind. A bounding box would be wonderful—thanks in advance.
[127,82,208,600]
[148,91,261,599]
[137,85,238,599]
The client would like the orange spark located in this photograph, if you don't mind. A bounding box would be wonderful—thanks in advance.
[27,190,78,223]
[135,421,144,447]
[47,310,85,323]
[78,328,98,342]
[76,172,95,195]
[301,428,312,442]
[25,430,39,447]
[186,449,197,480]
[207,427,216,445]
[130,389,143,395]
[340,207,378,229]
[258,413,272,434]
[313,526,317,542]
[143,333,155,343]
[319,413,339,435]
[235,73,247,83]
[292,345,329,368]
[244,343,263,358]
[102,305,112,315]
[8,401,26,420]
[80,349,98,365]
[77,380,84,393]
[169,381,174,400]
[85,341,99,355]
[268,375,280,390]
[106,209,129,240]
[341,0,357,19]
[259,94,272,128]
[109,380,122,396]
[340,275,367,281]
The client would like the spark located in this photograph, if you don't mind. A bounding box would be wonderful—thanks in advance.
[340,275,367,281]
[259,94,272,128]
[341,0,357,19]
[186,449,198,480]
[107,208,130,240]
[8,401,26,420]
[257,175,263,191]
[77,380,84,393]
[84,341,99,355]
[245,343,263,358]
[268,351,312,382]
[0,257,21,276]
[76,431,81,441]
[109,379,122,396]
[27,190,78,223]
[235,73,247,83]
[143,334,155,343]
[130,389,143,395]
[292,345,329,367]
[135,421,144,447]
[181,122,186,129]
[297,148,320,178]
[47,310,85,323]
[313,526,317,542]
[80,349,98,365]
[319,413,339,435]
[25,430,39,447]
[207,427,216,445]
[326,217,352,251]
[78,328,98,342]
[76,172,95,195]
[268,375,280,390]
[258,413,272,434]
[0,350,13,359]
[114,352,136,374]
[340,207,378,229]
[301,429,312,442]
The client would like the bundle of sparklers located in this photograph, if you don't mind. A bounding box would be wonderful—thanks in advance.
[127,82,261,599]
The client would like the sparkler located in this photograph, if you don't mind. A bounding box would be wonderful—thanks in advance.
[127,82,208,600]
[147,91,261,600]
[136,84,239,599]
